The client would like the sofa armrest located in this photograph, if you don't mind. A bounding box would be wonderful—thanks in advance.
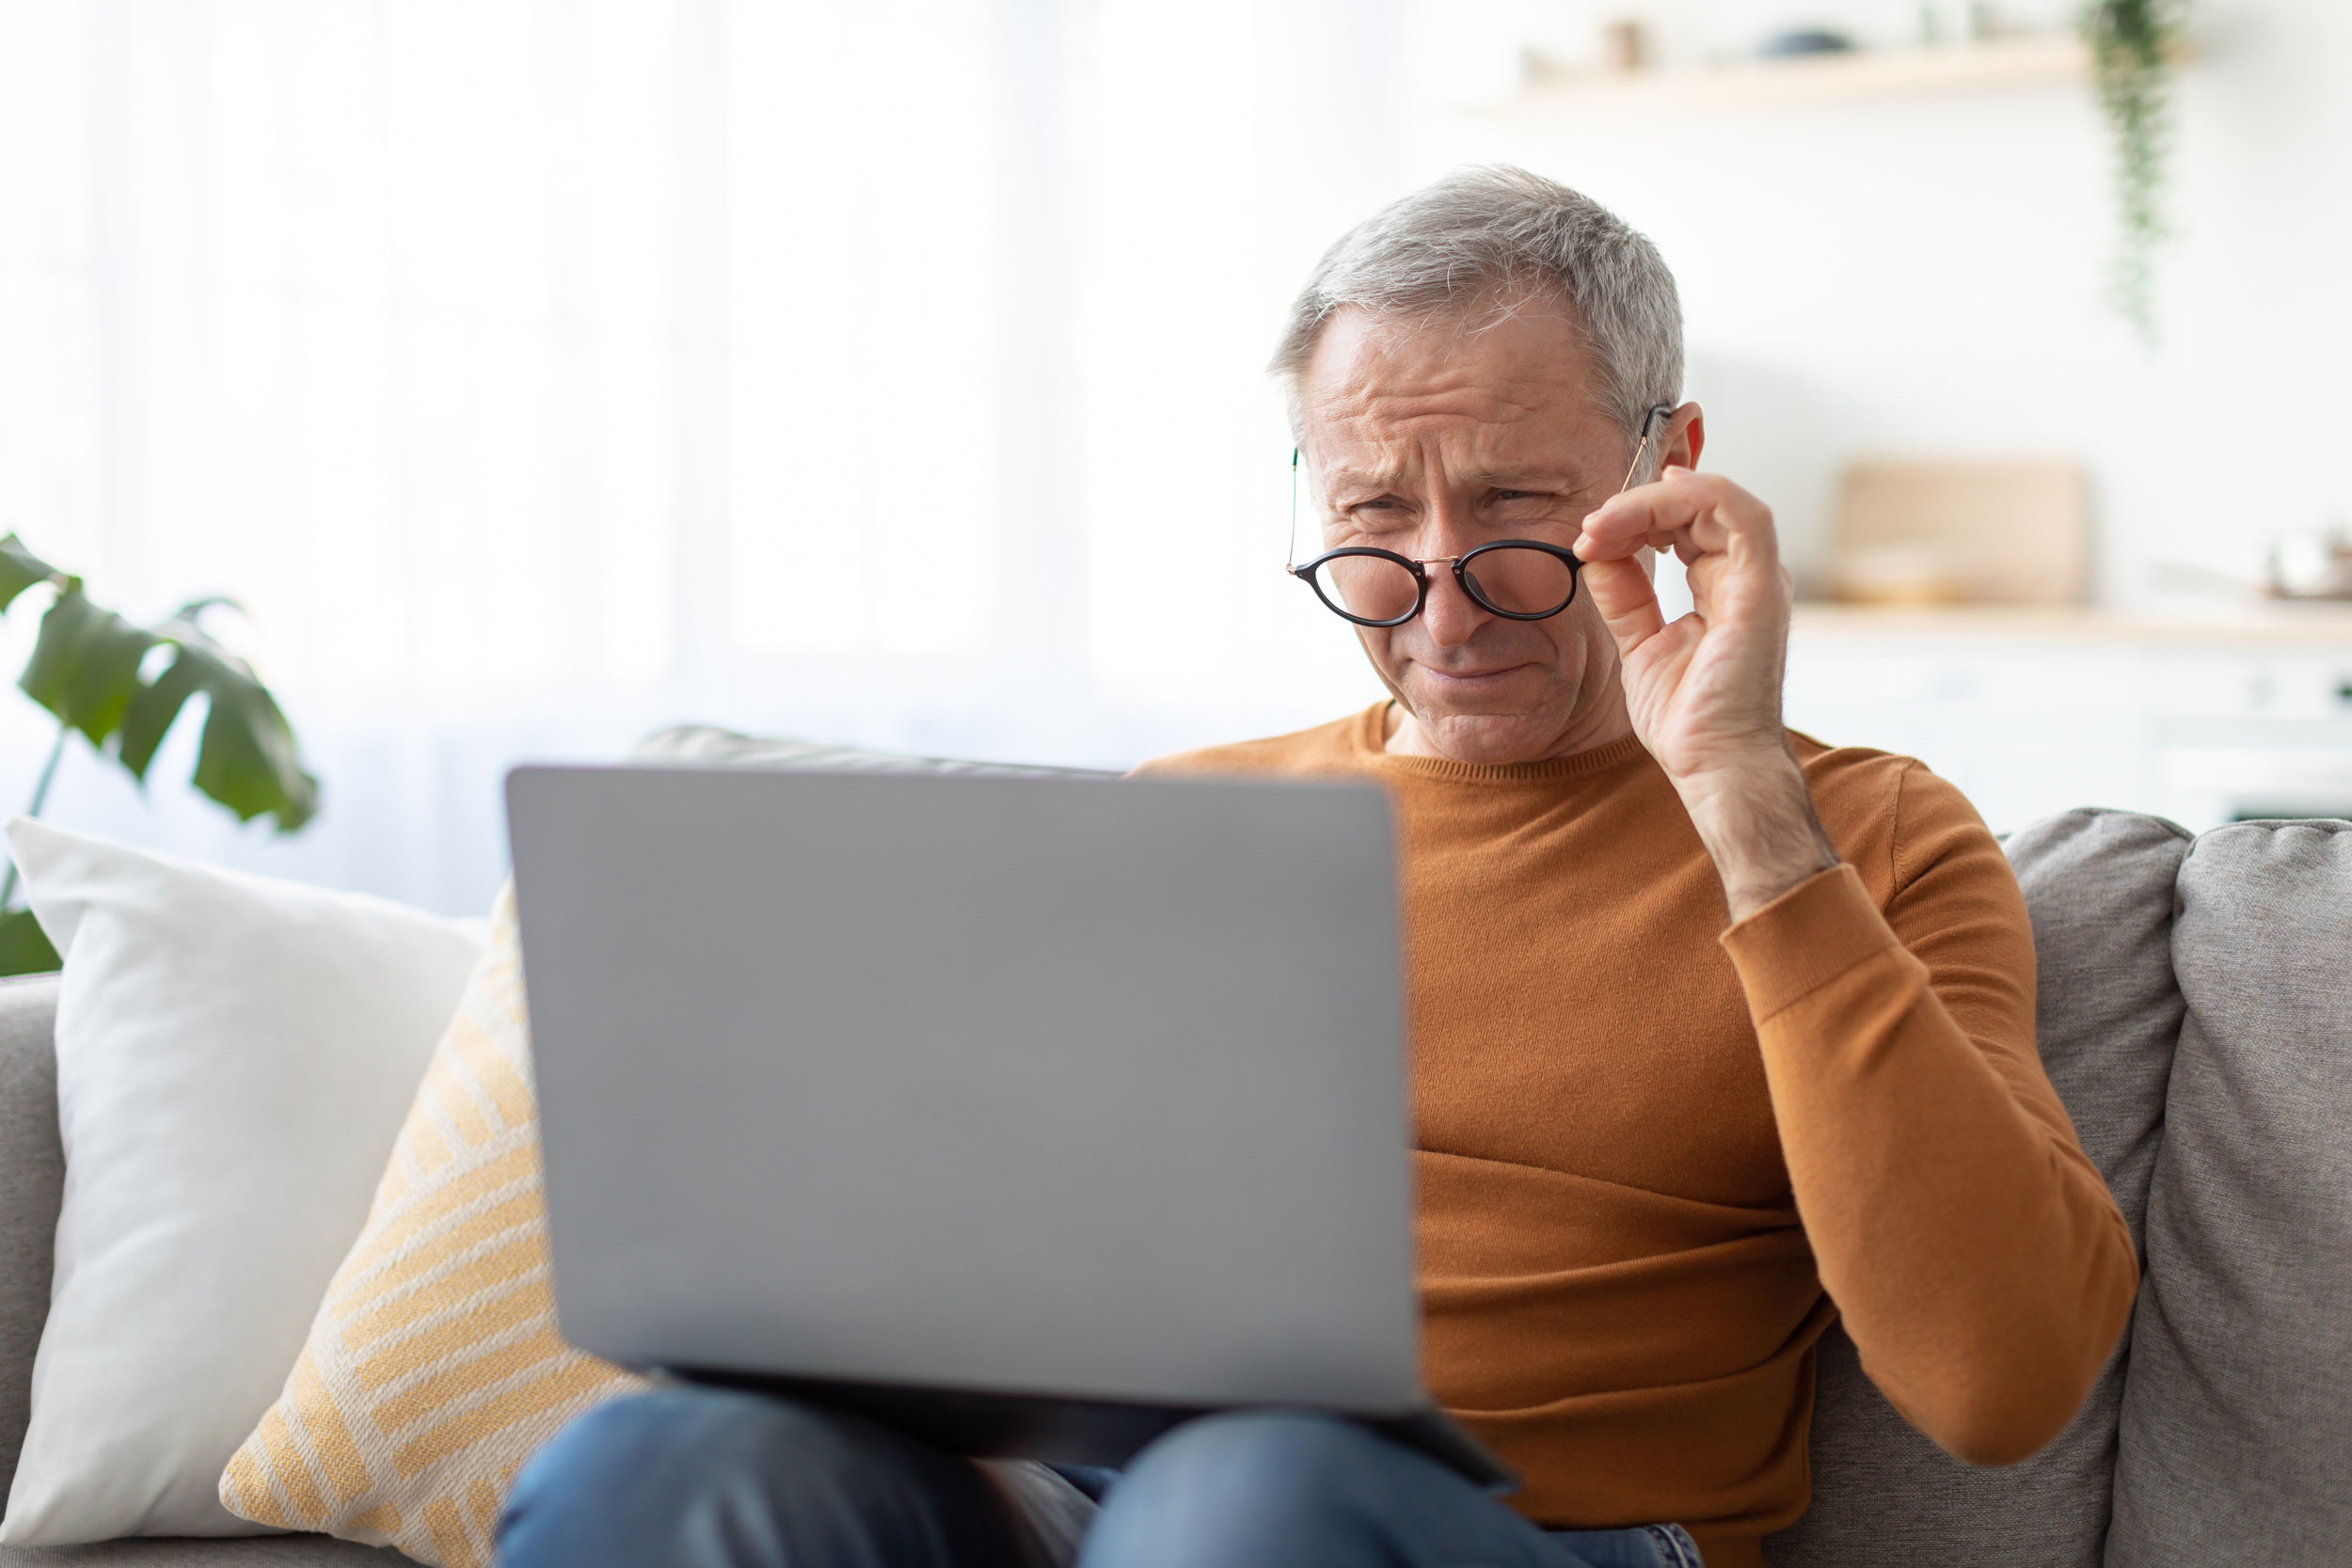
[0,974,62,1513]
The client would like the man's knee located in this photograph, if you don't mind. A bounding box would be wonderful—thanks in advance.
[500,1387,892,1564]
[1130,1409,1390,1495]
[516,1386,859,1498]
[1084,1411,1399,1563]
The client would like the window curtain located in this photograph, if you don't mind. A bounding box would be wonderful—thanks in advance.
[0,0,1401,914]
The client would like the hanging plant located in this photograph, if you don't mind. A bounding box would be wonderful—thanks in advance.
[2080,0,2188,346]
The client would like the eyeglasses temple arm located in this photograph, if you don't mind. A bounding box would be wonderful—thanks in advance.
[1618,404,1674,494]
[1286,448,1301,572]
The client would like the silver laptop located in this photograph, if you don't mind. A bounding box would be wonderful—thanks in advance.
[505,764,1511,1488]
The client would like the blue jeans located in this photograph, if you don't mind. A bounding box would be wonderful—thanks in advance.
[498,1387,1703,1568]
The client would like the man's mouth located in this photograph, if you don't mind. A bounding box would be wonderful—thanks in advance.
[1415,663,1531,689]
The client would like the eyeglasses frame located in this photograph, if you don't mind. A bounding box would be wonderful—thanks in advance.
[1285,404,1676,629]
[1292,540,1585,627]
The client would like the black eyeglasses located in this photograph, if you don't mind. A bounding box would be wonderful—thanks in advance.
[1285,405,1670,628]
[1294,539,1584,626]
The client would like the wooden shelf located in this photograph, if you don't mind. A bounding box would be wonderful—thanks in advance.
[1489,32,2092,124]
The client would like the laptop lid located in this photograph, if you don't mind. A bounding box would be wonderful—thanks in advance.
[506,765,1422,1421]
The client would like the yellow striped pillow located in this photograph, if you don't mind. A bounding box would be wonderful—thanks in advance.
[220,885,647,1567]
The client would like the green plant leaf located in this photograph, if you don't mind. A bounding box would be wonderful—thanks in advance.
[114,651,204,780]
[115,598,249,780]
[0,907,60,976]
[8,555,318,837]
[191,654,318,832]
[120,608,319,832]
[0,533,61,614]
[20,586,159,746]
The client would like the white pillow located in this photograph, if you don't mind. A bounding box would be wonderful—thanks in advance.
[0,818,485,1544]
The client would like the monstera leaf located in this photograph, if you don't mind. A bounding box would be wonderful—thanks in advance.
[2,538,318,833]
[20,585,160,746]
[1,531,321,973]
[0,534,54,613]
[119,602,319,830]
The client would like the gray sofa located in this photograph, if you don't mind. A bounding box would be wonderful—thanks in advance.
[2,799,2346,1565]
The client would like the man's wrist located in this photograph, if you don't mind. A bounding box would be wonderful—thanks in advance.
[1673,753,1841,922]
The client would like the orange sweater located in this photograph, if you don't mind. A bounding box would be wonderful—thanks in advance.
[1136,705,2137,1567]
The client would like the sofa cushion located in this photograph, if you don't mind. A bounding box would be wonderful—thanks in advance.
[2003,811,2196,1253]
[0,821,486,1545]
[0,1535,401,1564]
[2107,819,2352,1567]
[218,889,644,1568]
[1769,809,2190,1568]
[0,976,64,1513]
[625,725,1115,779]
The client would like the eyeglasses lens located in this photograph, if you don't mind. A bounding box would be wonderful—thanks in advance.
[1309,555,1422,625]
[1461,546,1578,617]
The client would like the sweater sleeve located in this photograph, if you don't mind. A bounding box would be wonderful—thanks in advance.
[1717,764,2138,1465]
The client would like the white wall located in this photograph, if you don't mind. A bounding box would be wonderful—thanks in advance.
[0,0,1409,916]
[1406,0,2352,601]
[6,0,2348,913]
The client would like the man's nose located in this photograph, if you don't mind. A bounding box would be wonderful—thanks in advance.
[1418,558,1487,646]
[1411,501,1489,646]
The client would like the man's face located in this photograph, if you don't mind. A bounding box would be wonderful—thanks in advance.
[1297,302,1678,765]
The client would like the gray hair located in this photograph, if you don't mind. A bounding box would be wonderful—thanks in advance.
[1271,166,1683,464]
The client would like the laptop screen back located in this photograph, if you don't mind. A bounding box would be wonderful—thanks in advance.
[506,766,1420,1417]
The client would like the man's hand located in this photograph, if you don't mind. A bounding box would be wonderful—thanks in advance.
[1574,467,1839,920]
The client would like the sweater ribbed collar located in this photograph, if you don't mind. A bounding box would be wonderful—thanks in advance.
[1345,703,1653,786]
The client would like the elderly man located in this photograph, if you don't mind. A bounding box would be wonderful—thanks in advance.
[501,168,2137,1568]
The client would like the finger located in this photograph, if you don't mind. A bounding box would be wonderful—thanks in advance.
[1681,541,1793,644]
[1580,556,1665,658]
[1576,467,1776,564]
[1662,469,1779,577]
[1684,548,1730,613]
[1578,467,1767,560]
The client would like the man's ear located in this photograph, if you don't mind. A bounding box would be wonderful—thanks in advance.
[1664,403,1705,470]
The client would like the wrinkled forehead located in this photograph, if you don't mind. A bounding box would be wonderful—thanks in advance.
[1295,303,1622,485]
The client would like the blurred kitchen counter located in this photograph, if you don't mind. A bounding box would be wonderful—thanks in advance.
[1792,601,2352,645]
[1784,603,2352,832]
